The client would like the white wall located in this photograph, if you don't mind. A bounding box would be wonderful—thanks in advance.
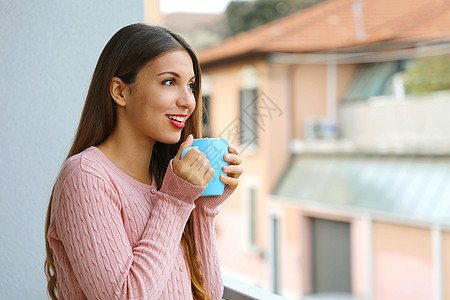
[339,92,450,155]
[0,1,143,298]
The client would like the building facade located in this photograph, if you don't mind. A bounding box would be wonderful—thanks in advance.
[197,0,450,298]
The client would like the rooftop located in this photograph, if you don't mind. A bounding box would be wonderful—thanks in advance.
[198,0,450,65]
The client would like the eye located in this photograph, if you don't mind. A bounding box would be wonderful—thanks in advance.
[188,82,196,92]
[162,79,175,86]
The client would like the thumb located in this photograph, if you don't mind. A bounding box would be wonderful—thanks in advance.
[175,134,194,160]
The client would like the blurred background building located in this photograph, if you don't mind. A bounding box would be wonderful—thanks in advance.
[194,0,450,299]
[1,0,449,299]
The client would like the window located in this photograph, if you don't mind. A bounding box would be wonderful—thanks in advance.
[342,61,407,102]
[245,179,261,255]
[201,74,212,138]
[239,88,258,149]
[202,95,211,137]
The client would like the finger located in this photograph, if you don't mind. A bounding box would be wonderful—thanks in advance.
[228,144,240,155]
[220,175,239,189]
[203,167,215,183]
[222,165,243,179]
[192,151,207,170]
[174,134,194,160]
[224,153,242,165]
[192,162,212,186]
[185,147,202,167]
[198,156,210,174]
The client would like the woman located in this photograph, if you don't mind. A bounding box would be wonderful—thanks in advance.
[44,24,243,300]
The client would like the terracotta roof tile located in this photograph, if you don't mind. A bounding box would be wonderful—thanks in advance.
[198,0,450,65]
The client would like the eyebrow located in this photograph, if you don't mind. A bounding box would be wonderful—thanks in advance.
[157,71,195,81]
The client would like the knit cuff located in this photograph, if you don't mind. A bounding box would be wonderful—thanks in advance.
[159,159,206,204]
[195,184,235,210]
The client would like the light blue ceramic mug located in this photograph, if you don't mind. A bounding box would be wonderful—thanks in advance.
[181,138,229,196]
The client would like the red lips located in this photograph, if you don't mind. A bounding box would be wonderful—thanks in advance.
[166,114,187,129]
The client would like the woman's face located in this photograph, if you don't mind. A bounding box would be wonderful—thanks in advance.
[120,49,196,145]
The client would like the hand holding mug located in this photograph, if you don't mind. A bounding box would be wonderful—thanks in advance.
[221,143,243,189]
[173,134,215,187]
[175,135,243,196]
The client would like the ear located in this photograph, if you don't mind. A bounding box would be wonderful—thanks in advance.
[110,77,128,107]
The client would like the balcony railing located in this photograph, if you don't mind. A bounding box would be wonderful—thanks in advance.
[222,275,288,300]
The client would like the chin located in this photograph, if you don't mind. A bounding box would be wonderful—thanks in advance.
[159,132,182,145]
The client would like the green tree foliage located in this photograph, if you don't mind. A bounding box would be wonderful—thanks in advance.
[225,0,326,36]
[404,55,450,94]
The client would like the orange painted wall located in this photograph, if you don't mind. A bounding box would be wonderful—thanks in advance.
[291,63,357,139]
[373,222,432,300]
[292,64,327,139]
[278,207,303,297]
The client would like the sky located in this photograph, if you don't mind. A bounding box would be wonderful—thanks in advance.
[160,0,235,14]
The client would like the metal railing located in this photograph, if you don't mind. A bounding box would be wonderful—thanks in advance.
[222,275,288,300]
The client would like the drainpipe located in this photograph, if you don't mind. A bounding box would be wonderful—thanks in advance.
[432,225,442,300]
[326,55,338,139]
[288,64,295,141]
[326,55,338,124]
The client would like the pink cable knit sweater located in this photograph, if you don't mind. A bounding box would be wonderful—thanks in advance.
[47,146,234,299]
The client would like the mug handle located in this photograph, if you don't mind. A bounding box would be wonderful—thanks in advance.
[181,146,199,158]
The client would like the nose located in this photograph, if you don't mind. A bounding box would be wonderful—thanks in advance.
[176,86,196,111]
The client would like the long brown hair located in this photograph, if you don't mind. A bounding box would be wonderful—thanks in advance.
[44,24,211,300]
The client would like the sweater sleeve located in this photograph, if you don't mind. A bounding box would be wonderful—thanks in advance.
[159,159,207,202]
[53,165,204,300]
[191,185,236,299]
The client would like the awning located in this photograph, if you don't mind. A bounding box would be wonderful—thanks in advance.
[341,61,405,102]
[273,154,450,226]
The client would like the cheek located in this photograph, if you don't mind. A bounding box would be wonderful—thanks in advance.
[140,91,169,113]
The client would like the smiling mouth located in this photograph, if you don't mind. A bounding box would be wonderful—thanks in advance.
[166,114,186,129]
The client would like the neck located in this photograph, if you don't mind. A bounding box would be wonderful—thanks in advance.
[97,127,155,186]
